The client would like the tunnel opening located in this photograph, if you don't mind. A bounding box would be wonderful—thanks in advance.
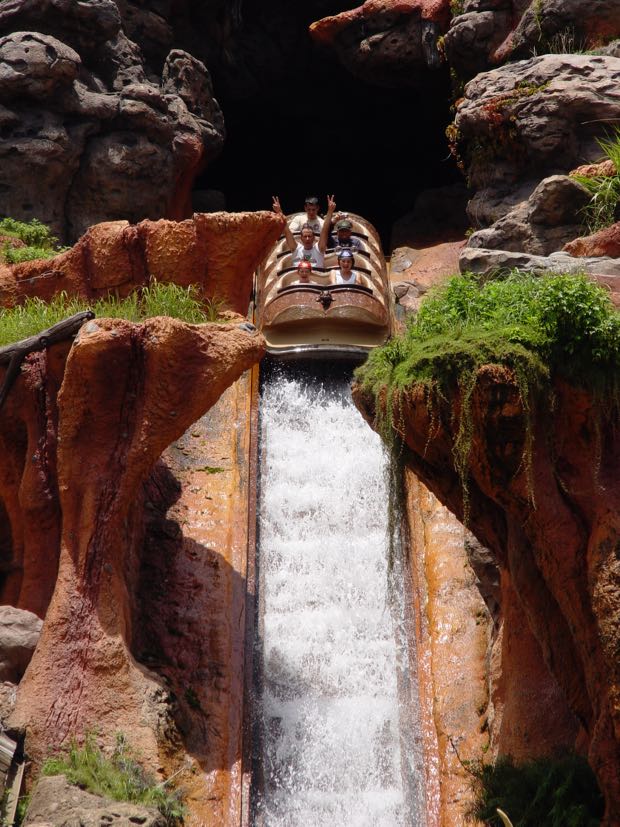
[190,5,462,251]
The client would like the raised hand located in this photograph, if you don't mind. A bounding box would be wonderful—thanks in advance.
[272,195,283,215]
[326,194,336,214]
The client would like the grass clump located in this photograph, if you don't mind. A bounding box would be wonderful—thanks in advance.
[467,754,604,826]
[0,283,226,346]
[42,733,184,824]
[573,129,620,232]
[356,271,620,514]
[0,217,67,264]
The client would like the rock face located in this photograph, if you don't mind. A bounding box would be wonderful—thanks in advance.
[0,4,225,242]
[0,605,42,682]
[0,211,285,314]
[353,369,620,824]
[453,55,620,229]
[564,222,620,258]
[466,175,591,255]
[445,0,620,78]
[25,774,165,827]
[4,317,265,771]
[309,0,451,84]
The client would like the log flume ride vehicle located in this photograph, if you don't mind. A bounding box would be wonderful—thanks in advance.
[254,213,392,361]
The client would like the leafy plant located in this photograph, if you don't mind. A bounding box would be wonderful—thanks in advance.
[466,754,604,826]
[42,733,184,824]
[0,217,67,264]
[573,129,620,232]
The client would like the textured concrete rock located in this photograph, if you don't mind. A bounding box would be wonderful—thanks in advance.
[0,606,41,682]
[0,212,285,314]
[310,0,451,84]
[25,774,164,827]
[353,367,620,824]
[466,175,591,255]
[564,222,620,258]
[0,6,225,242]
[445,0,620,78]
[8,317,265,769]
[454,55,620,196]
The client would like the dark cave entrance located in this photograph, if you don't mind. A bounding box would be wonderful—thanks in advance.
[191,5,462,251]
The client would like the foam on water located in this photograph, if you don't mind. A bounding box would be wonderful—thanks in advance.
[252,365,426,826]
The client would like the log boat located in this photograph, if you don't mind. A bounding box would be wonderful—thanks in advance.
[254,212,392,360]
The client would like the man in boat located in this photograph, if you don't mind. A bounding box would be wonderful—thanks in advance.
[277,196,336,268]
[272,195,324,235]
[334,249,364,286]
[329,217,364,252]
[293,260,316,284]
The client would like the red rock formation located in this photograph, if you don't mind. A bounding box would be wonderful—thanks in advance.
[0,212,285,315]
[564,222,620,258]
[8,317,265,771]
[353,368,620,824]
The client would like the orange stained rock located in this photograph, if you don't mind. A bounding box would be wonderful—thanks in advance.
[0,211,285,315]
[405,471,489,826]
[9,317,265,778]
[310,0,450,43]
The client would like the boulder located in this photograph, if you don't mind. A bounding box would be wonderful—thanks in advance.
[0,606,41,682]
[0,17,225,242]
[454,55,620,196]
[24,774,165,827]
[564,222,620,258]
[466,175,591,255]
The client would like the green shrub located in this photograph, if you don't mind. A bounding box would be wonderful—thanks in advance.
[0,283,225,347]
[0,218,68,264]
[356,271,620,516]
[3,245,60,264]
[467,754,604,826]
[42,733,184,824]
[573,129,620,232]
[0,217,58,249]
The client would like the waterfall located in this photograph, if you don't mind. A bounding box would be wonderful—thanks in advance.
[250,362,427,826]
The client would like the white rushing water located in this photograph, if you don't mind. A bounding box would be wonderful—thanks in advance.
[252,364,426,827]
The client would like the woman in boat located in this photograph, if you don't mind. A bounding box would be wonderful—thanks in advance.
[334,249,364,286]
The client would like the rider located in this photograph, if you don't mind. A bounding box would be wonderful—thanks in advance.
[272,195,324,235]
[294,261,316,284]
[329,217,363,251]
[334,249,362,285]
[275,195,336,268]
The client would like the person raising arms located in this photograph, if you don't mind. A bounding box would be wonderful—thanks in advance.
[273,195,336,268]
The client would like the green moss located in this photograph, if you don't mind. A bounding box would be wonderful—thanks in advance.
[356,271,620,517]
[41,733,184,824]
[466,754,604,826]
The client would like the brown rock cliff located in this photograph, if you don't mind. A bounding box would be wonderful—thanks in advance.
[353,368,620,824]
